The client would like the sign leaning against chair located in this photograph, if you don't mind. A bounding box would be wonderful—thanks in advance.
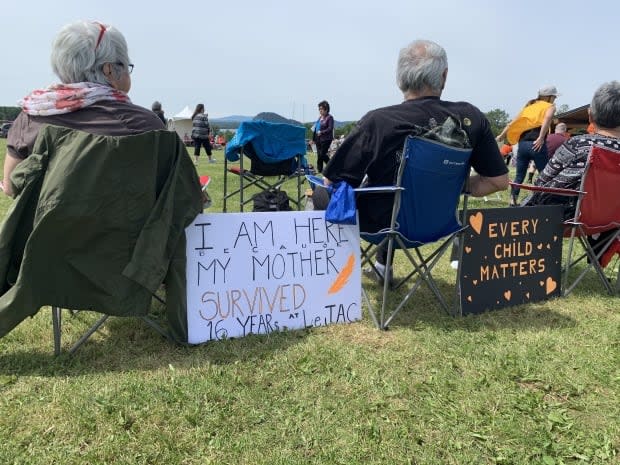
[185,210,362,344]
[460,205,564,314]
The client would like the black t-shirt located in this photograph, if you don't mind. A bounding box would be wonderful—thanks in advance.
[323,96,508,231]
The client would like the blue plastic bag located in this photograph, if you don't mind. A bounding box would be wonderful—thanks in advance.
[325,182,357,225]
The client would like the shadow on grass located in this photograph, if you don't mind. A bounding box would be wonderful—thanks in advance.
[0,309,311,377]
[363,276,577,333]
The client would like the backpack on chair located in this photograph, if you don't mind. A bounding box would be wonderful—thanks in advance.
[252,190,292,212]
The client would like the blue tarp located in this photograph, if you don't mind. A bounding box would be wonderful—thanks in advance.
[225,120,307,165]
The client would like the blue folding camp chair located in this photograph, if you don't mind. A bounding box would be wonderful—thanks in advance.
[358,136,472,329]
[223,121,307,212]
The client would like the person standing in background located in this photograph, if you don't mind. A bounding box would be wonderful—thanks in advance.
[313,100,334,173]
[191,103,216,164]
[496,85,558,206]
[545,122,570,158]
[151,101,166,126]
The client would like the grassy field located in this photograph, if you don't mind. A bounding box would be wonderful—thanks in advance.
[0,138,618,464]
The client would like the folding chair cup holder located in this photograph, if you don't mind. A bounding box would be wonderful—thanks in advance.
[510,145,620,296]
[357,136,473,329]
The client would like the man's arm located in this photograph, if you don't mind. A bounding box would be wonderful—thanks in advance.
[468,173,509,197]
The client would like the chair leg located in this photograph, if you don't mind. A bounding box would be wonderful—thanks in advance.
[361,286,380,329]
[562,228,579,296]
[452,234,465,317]
[52,306,62,356]
[142,316,173,342]
[67,314,109,355]
[379,236,398,329]
[564,231,617,295]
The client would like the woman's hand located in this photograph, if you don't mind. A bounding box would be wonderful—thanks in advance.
[532,136,545,152]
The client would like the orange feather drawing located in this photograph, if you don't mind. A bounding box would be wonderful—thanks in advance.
[328,254,355,294]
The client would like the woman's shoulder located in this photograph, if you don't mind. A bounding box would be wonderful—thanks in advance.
[559,133,620,155]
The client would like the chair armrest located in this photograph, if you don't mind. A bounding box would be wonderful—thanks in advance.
[306,175,403,195]
[509,181,584,197]
[354,186,404,194]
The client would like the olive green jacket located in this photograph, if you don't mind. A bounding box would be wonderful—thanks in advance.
[0,126,202,343]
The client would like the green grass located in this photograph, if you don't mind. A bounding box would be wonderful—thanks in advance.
[0,139,618,464]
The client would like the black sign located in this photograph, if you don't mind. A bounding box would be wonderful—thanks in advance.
[460,205,564,315]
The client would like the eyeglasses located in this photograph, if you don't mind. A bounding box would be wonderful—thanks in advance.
[116,62,134,74]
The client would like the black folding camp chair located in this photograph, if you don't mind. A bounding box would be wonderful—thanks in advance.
[222,121,307,212]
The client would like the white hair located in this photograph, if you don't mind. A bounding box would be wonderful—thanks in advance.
[590,81,620,129]
[50,20,130,85]
[396,39,448,94]
[555,122,567,133]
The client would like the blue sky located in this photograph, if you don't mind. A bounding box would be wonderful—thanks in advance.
[2,0,618,121]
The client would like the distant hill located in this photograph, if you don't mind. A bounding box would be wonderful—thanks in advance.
[211,115,253,123]
[209,112,354,130]
[210,115,253,130]
[210,112,304,129]
[253,112,303,126]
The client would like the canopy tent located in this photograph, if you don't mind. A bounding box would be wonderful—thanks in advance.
[556,104,590,133]
[169,106,194,142]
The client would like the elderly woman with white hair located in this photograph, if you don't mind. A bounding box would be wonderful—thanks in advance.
[2,20,165,197]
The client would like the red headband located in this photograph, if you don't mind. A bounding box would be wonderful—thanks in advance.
[94,22,107,50]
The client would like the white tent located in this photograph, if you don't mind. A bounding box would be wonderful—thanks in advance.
[169,106,193,142]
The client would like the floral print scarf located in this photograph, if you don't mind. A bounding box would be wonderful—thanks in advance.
[20,82,130,116]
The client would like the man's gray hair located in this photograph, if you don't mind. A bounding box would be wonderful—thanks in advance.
[555,122,567,133]
[396,40,448,94]
[590,81,620,129]
[50,20,130,86]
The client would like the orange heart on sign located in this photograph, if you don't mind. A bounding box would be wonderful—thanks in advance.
[503,290,511,301]
[469,212,483,234]
[465,246,472,253]
[546,277,557,294]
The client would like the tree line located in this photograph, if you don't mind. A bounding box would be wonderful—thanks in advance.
[0,107,20,122]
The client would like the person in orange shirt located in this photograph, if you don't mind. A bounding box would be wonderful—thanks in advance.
[499,143,513,165]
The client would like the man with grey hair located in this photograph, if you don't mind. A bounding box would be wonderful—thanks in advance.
[321,39,508,278]
[545,122,569,159]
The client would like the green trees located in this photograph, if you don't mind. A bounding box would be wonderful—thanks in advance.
[485,108,510,137]
[0,107,20,121]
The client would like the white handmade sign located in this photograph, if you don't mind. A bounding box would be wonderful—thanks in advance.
[185,211,361,344]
